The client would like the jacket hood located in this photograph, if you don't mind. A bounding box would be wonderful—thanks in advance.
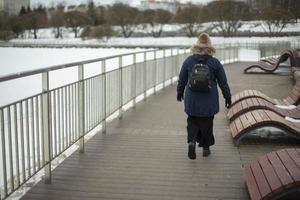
[191,43,216,56]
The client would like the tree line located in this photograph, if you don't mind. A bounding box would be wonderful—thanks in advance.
[0,0,299,41]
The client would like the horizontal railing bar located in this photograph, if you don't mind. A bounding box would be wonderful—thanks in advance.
[0,49,162,83]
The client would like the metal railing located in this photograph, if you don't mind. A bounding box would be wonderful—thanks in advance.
[0,44,248,200]
[0,47,190,199]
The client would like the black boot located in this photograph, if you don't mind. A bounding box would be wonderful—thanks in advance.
[202,147,211,157]
[188,142,196,160]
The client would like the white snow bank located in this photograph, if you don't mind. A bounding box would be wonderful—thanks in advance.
[10,36,300,47]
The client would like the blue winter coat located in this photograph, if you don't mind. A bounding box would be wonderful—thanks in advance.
[177,54,231,117]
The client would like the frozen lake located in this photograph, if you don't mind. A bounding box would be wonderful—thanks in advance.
[0,47,147,107]
[0,47,146,76]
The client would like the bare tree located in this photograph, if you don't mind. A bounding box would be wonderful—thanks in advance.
[204,1,250,37]
[9,16,25,38]
[141,9,172,37]
[254,0,299,22]
[49,4,65,38]
[81,24,113,41]
[174,4,203,37]
[65,10,92,38]
[0,12,14,40]
[23,5,48,39]
[108,3,139,38]
[259,8,294,36]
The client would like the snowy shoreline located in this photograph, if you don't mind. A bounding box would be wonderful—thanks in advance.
[6,36,300,49]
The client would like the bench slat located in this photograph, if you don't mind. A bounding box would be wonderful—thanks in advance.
[258,156,283,194]
[245,111,256,127]
[277,149,300,183]
[235,117,244,134]
[240,113,251,129]
[251,110,262,123]
[250,161,272,199]
[286,148,300,169]
[267,152,294,188]
[244,165,262,200]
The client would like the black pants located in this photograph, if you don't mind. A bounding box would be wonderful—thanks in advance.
[187,115,215,148]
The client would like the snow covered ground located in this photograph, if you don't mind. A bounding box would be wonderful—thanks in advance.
[9,36,300,47]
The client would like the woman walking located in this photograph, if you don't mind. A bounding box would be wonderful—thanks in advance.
[177,33,232,159]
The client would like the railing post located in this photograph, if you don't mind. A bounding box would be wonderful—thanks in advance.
[132,54,136,108]
[78,64,85,153]
[42,72,51,184]
[144,52,147,101]
[177,48,180,76]
[229,46,232,63]
[153,50,157,95]
[171,49,174,85]
[0,108,7,197]
[102,60,106,133]
[119,56,123,119]
[163,49,166,89]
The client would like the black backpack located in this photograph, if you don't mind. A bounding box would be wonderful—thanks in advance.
[188,61,211,92]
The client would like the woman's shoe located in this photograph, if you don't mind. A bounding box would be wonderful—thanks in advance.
[203,147,211,157]
[188,142,196,159]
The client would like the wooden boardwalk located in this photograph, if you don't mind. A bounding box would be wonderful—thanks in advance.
[21,62,300,200]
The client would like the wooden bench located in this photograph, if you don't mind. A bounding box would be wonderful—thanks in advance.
[244,49,300,74]
[229,109,300,146]
[244,148,300,200]
[261,57,280,65]
[227,97,300,121]
[231,77,300,107]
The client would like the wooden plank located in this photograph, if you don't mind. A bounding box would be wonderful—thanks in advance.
[252,97,259,106]
[235,116,244,134]
[257,110,270,122]
[241,99,248,110]
[229,122,238,138]
[277,149,300,183]
[235,101,242,115]
[258,98,268,107]
[286,149,300,169]
[251,110,262,123]
[258,155,283,194]
[245,98,253,107]
[250,161,272,199]
[244,165,262,200]
[267,152,294,188]
[227,107,233,119]
[244,112,256,127]
[259,110,272,121]
[265,111,285,124]
[240,114,251,129]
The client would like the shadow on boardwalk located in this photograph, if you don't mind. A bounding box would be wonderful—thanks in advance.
[21,62,300,200]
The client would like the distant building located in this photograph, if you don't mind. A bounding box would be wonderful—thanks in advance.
[66,4,87,12]
[1,0,30,15]
[140,0,181,13]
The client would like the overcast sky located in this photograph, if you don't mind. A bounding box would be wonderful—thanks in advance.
[31,0,214,7]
